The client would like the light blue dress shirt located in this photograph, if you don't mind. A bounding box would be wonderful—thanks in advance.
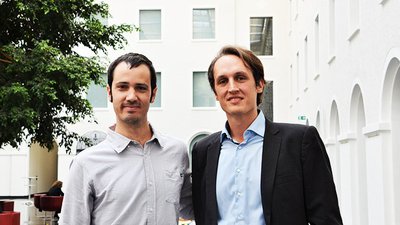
[216,111,266,225]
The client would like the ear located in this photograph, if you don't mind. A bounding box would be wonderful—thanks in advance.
[150,87,158,103]
[256,80,265,94]
[107,85,113,102]
[215,92,220,102]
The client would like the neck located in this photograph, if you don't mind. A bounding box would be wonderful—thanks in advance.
[226,110,259,143]
[115,120,153,147]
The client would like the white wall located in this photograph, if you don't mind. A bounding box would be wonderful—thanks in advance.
[286,0,400,224]
[1,0,290,196]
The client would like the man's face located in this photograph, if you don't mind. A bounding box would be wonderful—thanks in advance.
[213,54,264,118]
[107,62,156,126]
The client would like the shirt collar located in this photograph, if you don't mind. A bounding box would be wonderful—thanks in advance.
[220,111,266,143]
[107,124,164,153]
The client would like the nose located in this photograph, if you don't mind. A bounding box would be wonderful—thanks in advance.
[228,79,239,93]
[126,88,138,101]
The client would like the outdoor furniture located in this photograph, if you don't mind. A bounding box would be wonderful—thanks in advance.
[0,211,20,225]
[33,194,47,212]
[0,201,14,212]
[39,196,63,224]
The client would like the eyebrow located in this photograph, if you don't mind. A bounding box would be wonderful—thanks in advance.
[114,82,148,86]
[135,83,149,88]
[216,71,248,78]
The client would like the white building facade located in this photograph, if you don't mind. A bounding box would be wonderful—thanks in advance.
[286,0,400,224]
[1,0,288,196]
[1,0,400,224]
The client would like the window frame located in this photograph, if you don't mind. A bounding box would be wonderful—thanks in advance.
[138,9,162,41]
[249,16,274,56]
[191,71,217,109]
[192,8,216,41]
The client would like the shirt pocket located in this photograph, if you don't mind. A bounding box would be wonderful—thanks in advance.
[164,169,184,204]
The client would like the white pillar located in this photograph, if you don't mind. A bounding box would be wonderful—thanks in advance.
[337,135,354,225]
[363,124,387,225]
[29,142,58,193]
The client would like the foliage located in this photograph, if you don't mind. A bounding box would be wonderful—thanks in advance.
[0,0,132,152]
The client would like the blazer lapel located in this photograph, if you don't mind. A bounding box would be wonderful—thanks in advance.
[261,119,281,224]
[205,133,221,224]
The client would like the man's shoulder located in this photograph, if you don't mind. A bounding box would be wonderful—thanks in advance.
[271,121,308,130]
[156,133,186,149]
[268,120,317,137]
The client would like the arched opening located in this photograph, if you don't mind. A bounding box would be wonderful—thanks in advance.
[391,62,400,225]
[315,111,321,134]
[76,130,107,154]
[350,84,368,225]
[188,132,210,168]
[381,52,400,225]
[329,101,341,196]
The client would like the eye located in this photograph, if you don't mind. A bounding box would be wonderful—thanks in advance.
[236,75,247,81]
[136,85,148,92]
[217,78,227,85]
[116,84,128,90]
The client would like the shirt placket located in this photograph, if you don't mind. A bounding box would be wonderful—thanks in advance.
[143,142,156,225]
[234,143,246,225]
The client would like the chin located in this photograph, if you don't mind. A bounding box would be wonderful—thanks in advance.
[121,116,140,124]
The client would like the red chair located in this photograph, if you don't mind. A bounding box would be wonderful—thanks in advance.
[33,194,47,212]
[39,196,63,224]
[1,201,14,212]
[0,211,20,225]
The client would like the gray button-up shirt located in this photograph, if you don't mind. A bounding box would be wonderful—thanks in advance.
[61,126,193,225]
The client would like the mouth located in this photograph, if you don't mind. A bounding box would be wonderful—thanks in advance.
[122,104,140,110]
[227,96,243,103]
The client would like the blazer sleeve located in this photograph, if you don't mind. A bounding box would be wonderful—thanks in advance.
[301,126,343,225]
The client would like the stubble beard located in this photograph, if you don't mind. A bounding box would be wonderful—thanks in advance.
[122,116,142,126]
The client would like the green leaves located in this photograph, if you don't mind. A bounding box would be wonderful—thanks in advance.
[0,0,132,53]
[0,0,131,152]
[0,41,101,152]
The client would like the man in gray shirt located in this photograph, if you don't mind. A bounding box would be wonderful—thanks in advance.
[61,53,193,225]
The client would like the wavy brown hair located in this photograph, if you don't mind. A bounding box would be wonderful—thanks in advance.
[208,46,266,105]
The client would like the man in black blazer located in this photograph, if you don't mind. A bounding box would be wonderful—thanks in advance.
[192,46,342,225]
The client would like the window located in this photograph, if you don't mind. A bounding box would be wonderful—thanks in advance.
[329,0,336,59]
[259,81,273,121]
[296,52,300,98]
[193,8,215,39]
[139,10,161,40]
[349,0,360,40]
[314,15,320,77]
[304,36,308,90]
[193,72,215,107]
[151,72,161,108]
[250,17,273,56]
[87,74,107,108]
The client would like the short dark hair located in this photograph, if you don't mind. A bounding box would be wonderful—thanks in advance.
[107,53,157,100]
[208,46,266,105]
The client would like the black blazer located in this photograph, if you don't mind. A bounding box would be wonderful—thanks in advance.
[192,119,342,225]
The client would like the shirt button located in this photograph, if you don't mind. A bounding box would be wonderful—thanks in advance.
[236,168,241,173]
[238,214,244,220]
[237,191,242,197]
[148,208,153,212]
